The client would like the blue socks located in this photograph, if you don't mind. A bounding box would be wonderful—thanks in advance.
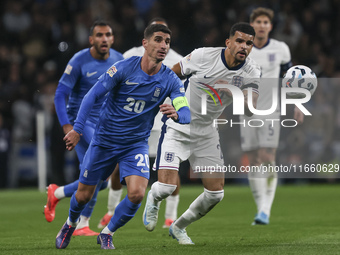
[64,180,79,197]
[107,195,141,232]
[67,180,108,221]
[69,193,86,223]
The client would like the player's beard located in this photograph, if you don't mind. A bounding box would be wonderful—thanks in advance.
[235,51,247,62]
[95,44,109,56]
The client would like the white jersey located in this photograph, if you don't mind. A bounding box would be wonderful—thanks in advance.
[248,39,291,111]
[240,39,291,151]
[123,46,183,156]
[167,47,261,137]
[123,46,183,69]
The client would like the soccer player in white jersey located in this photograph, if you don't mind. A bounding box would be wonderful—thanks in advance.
[142,22,261,244]
[98,18,184,230]
[240,7,304,225]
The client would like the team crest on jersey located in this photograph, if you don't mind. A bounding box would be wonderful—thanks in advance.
[164,152,175,163]
[151,87,161,102]
[232,76,244,88]
[154,87,161,97]
[64,64,73,75]
[268,53,276,62]
[107,66,117,77]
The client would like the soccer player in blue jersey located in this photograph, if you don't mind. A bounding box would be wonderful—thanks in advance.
[55,23,190,250]
[98,17,184,230]
[44,20,123,236]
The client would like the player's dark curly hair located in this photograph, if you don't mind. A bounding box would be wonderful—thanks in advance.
[89,20,113,36]
[229,22,255,38]
[144,24,172,39]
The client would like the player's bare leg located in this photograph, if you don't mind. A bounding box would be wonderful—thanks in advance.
[143,169,178,231]
[98,175,148,249]
[170,172,224,245]
[98,165,123,228]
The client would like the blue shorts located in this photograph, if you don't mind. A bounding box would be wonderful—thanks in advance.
[79,140,150,185]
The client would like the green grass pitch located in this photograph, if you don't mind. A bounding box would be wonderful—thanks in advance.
[0,184,339,255]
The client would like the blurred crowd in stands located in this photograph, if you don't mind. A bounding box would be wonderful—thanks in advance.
[1,0,340,188]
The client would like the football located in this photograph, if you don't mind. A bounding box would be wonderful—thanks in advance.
[282,65,317,98]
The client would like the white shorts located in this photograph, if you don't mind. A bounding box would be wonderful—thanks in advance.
[240,114,280,151]
[153,127,224,171]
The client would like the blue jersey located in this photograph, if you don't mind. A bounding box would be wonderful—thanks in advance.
[74,56,186,146]
[58,48,124,124]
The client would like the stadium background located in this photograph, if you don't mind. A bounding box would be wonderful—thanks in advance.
[0,0,339,189]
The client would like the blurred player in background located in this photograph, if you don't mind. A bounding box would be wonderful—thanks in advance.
[98,17,184,230]
[55,23,190,250]
[142,22,261,244]
[44,20,123,235]
[240,7,304,225]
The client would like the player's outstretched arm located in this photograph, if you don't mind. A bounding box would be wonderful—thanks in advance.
[243,90,259,117]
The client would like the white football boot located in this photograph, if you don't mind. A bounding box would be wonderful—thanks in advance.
[169,221,194,245]
[142,191,159,231]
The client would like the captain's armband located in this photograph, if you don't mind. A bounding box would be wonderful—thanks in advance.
[173,96,189,111]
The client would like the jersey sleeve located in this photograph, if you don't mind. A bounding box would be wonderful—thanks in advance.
[242,64,261,94]
[97,62,124,91]
[280,42,291,65]
[168,73,190,124]
[58,55,81,89]
[168,74,188,110]
[73,61,125,134]
[73,82,109,134]
[179,48,204,76]
[54,83,72,126]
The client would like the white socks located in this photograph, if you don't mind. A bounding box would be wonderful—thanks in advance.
[67,217,78,227]
[107,188,123,216]
[76,215,90,229]
[54,186,65,199]
[248,162,278,216]
[165,194,179,220]
[262,170,278,215]
[101,226,115,236]
[151,181,177,207]
[175,189,224,229]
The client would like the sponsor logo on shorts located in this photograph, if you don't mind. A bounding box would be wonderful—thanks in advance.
[141,169,149,173]
[164,152,175,163]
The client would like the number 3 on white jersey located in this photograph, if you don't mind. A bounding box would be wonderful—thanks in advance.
[124,97,146,113]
